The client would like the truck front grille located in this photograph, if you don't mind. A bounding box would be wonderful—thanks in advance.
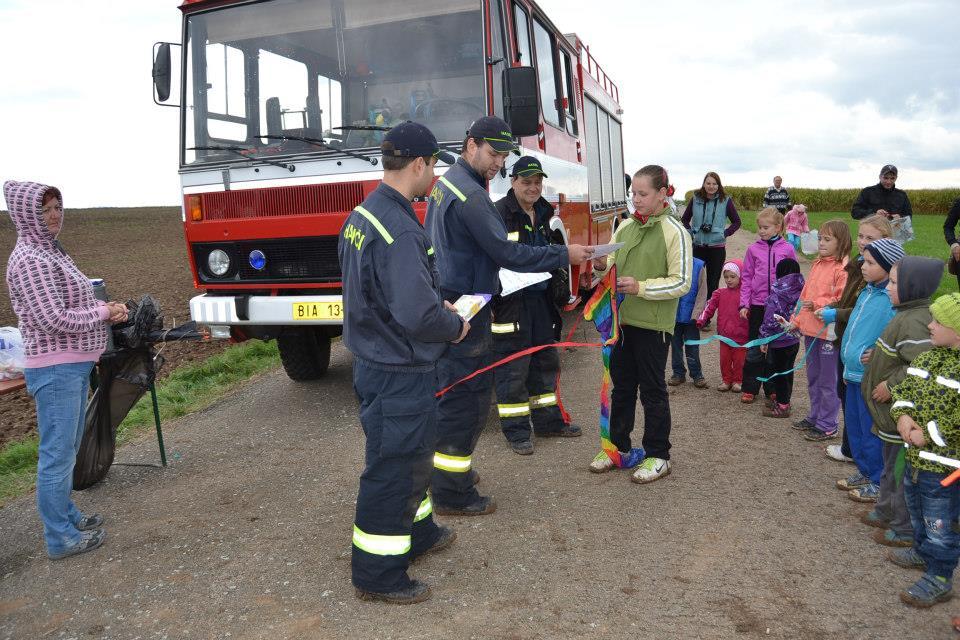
[193,236,342,284]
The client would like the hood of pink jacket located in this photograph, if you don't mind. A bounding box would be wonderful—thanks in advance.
[4,180,61,249]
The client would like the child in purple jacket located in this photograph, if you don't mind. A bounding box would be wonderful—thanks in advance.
[759,259,805,418]
[739,208,797,403]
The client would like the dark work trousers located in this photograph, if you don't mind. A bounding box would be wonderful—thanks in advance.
[432,306,494,509]
[693,244,726,300]
[351,360,441,593]
[741,304,774,397]
[837,352,852,458]
[493,293,565,444]
[670,322,703,380]
[608,325,671,460]
[764,342,800,405]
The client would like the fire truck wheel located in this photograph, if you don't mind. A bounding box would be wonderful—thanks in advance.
[277,328,332,381]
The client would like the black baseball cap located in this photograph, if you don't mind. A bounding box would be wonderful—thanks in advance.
[510,156,548,178]
[880,164,898,177]
[466,116,520,155]
[381,121,456,164]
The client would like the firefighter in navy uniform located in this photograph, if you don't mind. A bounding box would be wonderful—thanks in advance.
[491,156,582,455]
[425,116,594,515]
[338,122,468,605]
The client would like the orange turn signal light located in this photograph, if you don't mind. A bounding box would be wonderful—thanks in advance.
[187,195,203,222]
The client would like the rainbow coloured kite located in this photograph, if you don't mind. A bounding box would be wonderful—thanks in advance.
[582,266,631,467]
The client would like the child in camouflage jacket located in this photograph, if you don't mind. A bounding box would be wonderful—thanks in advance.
[889,293,960,608]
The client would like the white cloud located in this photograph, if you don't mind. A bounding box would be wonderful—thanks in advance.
[0,0,956,206]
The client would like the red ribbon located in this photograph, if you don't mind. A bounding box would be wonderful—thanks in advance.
[435,340,603,398]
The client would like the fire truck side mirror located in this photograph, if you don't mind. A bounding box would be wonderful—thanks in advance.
[502,67,540,138]
[152,42,180,108]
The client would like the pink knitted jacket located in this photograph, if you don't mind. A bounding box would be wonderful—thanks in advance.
[4,181,109,368]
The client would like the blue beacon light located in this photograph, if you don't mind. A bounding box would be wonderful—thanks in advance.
[249,250,267,271]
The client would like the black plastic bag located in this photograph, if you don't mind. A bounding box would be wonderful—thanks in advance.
[72,294,203,489]
[73,347,160,490]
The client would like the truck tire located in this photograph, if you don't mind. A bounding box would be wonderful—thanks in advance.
[277,328,331,381]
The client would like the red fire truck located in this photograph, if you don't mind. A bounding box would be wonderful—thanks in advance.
[153,0,626,380]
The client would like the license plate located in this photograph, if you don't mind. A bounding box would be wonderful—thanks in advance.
[292,299,343,321]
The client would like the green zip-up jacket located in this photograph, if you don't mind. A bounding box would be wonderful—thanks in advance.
[891,347,960,474]
[863,299,933,442]
[596,207,693,334]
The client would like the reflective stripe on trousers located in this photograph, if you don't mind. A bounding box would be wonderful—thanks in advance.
[414,495,432,522]
[352,525,411,555]
[491,322,518,334]
[529,392,557,407]
[497,402,530,418]
[434,452,471,472]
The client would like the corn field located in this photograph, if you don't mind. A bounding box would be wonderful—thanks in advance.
[682,187,960,215]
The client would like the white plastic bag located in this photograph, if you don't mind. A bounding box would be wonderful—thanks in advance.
[800,230,819,256]
[890,216,915,244]
[0,327,25,380]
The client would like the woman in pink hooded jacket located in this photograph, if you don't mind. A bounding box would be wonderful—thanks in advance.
[738,208,797,402]
[4,180,127,560]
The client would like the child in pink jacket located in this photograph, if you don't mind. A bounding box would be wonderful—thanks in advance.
[697,259,750,391]
[739,208,797,402]
[784,204,810,252]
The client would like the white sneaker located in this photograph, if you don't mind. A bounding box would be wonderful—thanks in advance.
[631,457,671,484]
[717,382,732,392]
[731,383,742,393]
[825,444,853,463]
[589,451,616,474]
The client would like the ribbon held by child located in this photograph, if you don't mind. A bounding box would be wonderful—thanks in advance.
[583,267,636,467]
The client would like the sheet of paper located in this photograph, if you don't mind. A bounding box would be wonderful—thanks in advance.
[590,242,624,259]
[452,294,491,321]
[498,269,551,297]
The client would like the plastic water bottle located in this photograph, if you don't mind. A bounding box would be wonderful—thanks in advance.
[89,278,115,352]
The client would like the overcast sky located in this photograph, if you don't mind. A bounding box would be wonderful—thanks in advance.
[0,0,957,207]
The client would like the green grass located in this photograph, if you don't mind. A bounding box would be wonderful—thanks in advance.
[0,339,281,505]
[737,211,955,299]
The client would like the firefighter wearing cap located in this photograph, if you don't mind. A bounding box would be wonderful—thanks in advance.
[425,116,594,515]
[338,121,468,604]
[852,164,913,220]
[491,156,582,455]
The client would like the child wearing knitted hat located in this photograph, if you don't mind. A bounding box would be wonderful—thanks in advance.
[834,238,904,501]
[888,293,960,608]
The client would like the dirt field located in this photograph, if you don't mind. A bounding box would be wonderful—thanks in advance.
[1,226,956,638]
[0,207,227,446]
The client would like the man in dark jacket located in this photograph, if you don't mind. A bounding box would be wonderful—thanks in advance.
[338,122,468,604]
[491,156,581,455]
[426,117,593,515]
[852,165,913,220]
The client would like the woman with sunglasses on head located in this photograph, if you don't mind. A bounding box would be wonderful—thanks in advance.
[4,181,127,560]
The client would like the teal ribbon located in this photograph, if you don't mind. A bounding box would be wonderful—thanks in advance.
[684,324,829,383]
[683,332,785,350]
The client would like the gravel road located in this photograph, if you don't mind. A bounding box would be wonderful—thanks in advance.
[0,230,953,639]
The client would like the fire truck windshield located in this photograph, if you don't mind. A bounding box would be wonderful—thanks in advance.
[182,0,485,167]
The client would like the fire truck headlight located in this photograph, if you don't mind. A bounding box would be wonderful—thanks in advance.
[207,249,231,276]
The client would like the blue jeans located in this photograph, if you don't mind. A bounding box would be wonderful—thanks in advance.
[904,463,960,579]
[670,322,702,379]
[24,361,95,554]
